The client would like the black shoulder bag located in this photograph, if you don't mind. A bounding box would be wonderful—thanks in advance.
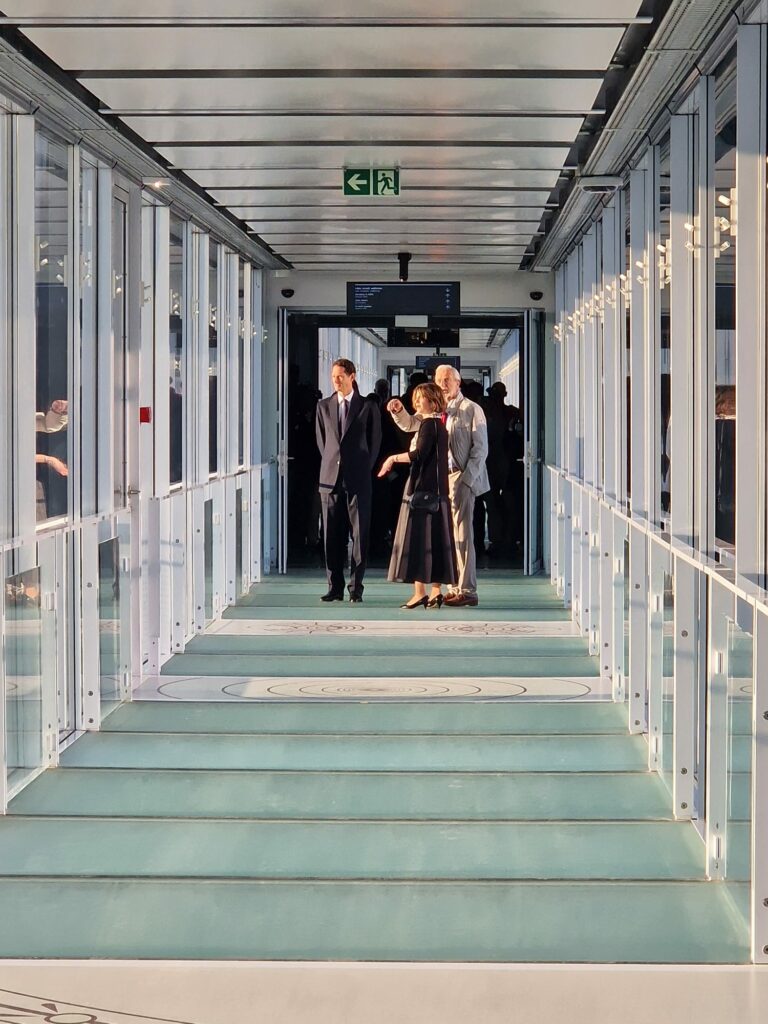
[407,420,442,514]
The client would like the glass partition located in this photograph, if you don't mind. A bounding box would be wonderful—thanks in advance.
[204,497,214,621]
[169,213,185,486]
[726,617,753,926]
[208,244,219,476]
[238,260,246,469]
[622,536,630,700]
[657,133,671,522]
[98,537,123,716]
[4,564,43,791]
[661,569,675,788]
[713,106,737,551]
[79,157,98,516]
[112,191,128,510]
[235,486,243,597]
[34,132,71,523]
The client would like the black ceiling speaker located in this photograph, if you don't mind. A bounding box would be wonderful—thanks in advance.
[398,251,412,282]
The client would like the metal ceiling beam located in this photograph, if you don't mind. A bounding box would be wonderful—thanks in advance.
[101,107,605,117]
[0,16,655,29]
[70,68,607,80]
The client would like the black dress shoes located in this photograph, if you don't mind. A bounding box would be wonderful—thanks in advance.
[321,590,344,602]
[348,591,364,603]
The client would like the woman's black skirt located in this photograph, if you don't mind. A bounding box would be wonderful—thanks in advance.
[387,496,458,585]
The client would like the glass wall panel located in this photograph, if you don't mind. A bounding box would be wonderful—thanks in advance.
[204,497,214,621]
[238,260,245,468]
[34,133,70,522]
[169,214,185,485]
[726,617,752,927]
[623,536,630,700]
[657,134,672,522]
[112,193,128,509]
[714,102,736,550]
[622,186,631,502]
[4,564,43,790]
[235,485,243,596]
[98,537,122,715]
[208,245,219,476]
[79,158,98,516]
[661,570,675,787]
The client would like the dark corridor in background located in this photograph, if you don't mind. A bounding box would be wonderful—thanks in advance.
[283,312,539,573]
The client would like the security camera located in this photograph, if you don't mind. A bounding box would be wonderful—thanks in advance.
[281,288,295,298]
[397,251,412,282]
[530,290,543,302]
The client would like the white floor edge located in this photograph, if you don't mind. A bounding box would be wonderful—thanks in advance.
[1,960,766,1024]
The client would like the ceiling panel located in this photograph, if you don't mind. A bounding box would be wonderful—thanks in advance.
[82,77,605,114]
[22,26,623,72]
[1,1,646,19]
[182,168,564,189]
[209,189,553,206]
[2,0,643,272]
[124,114,585,145]
[157,145,572,170]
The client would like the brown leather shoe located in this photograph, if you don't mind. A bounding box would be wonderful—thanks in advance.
[445,592,478,607]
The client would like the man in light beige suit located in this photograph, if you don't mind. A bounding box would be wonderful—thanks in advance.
[388,364,489,606]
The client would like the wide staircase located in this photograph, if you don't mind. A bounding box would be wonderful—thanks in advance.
[0,572,750,962]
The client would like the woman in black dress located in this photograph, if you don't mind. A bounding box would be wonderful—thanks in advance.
[377,383,457,608]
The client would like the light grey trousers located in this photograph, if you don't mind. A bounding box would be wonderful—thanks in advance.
[448,471,477,594]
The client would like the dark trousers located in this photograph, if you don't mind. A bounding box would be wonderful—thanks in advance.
[321,485,371,595]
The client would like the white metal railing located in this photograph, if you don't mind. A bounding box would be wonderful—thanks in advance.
[548,463,766,963]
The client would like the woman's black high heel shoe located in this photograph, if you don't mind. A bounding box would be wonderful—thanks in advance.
[426,594,444,609]
[401,596,428,610]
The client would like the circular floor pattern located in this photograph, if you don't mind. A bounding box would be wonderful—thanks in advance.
[149,675,598,702]
[258,680,496,699]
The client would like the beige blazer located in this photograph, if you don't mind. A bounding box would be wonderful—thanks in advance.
[392,394,490,496]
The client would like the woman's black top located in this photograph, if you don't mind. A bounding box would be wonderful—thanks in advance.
[406,416,450,498]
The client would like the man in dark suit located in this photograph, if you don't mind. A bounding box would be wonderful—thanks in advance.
[316,358,381,602]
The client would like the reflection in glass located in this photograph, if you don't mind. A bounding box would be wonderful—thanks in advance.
[4,566,43,790]
[661,571,675,787]
[238,261,246,468]
[726,619,752,927]
[34,133,71,522]
[209,245,219,475]
[169,214,185,485]
[657,134,671,520]
[714,112,737,549]
[204,498,214,621]
[98,537,123,715]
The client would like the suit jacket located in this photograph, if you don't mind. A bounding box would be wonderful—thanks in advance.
[392,393,490,496]
[316,388,382,495]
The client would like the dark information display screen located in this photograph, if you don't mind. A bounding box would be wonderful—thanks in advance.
[347,281,460,316]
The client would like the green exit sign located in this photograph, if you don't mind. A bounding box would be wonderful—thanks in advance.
[343,168,400,196]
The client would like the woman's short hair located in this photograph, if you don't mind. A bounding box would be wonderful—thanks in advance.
[413,382,447,413]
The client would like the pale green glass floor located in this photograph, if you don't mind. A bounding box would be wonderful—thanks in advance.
[0,818,706,880]
[0,879,749,962]
[8,769,675,820]
[102,701,627,734]
[59,731,649,772]
[0,572,752,963]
